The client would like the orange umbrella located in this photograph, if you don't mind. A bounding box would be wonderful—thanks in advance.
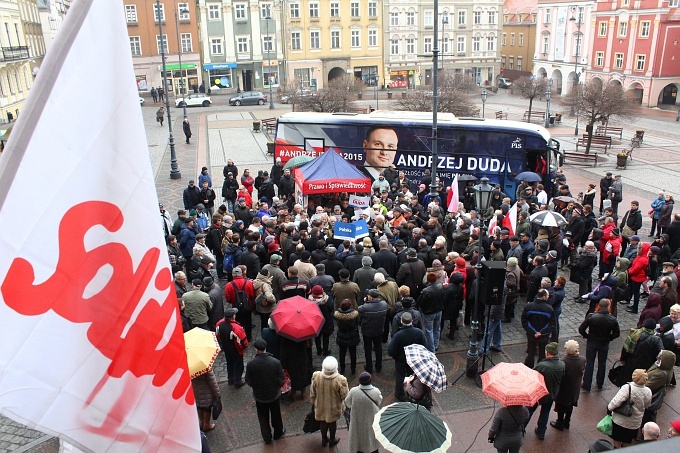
[481,362,548,407]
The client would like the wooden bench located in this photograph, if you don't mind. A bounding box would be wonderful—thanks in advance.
[576,139,608,153]
[495,110,508,120]
[349,107,369,114]
[565,151,599,167]
[581,134,612,151]
[261,117,277,133]
[522,110,546,122]
[596,126,623,139]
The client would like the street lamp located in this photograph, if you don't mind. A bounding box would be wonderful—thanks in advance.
[266,16,274,109]
[481,89,487,118]
[175,7,190,120]
[466,177,494,378]
[545,88,551,128]
[569,7,582,136]
[156,0,181,180]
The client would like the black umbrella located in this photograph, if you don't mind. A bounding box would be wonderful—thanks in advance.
[514,171,542,183]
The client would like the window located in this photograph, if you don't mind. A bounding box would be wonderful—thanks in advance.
[390,36,399,55]
[458,11,466,26]
[519,33,524,46]
[309,3,319,18]
[424,37,432,53]
[509,57,514,70]
[261,3,271,18]
[670,0,679,6]
[640,21,650,37]
[178,3,189,20]
[487,35,495,51]
[237,37,249,53]
[545,8,551,23]
[510,33,515,46]
[542,35,549,54]
[406,37,415,53]
[310,31,320,49]
[488,11,496,25]
[369,29,377,46]
[351,2,359,17]
[619,22,627,37]
[442,36,449,53]
[331,30,340,48]
[291,31,301,50]
[474,11,481,25]
[574,34,582,56]
[517,57,522,70]
[352,30,360,47]
[208,4,220,20]
[472,36,480,52]
[595,51,604,66]
[7,73,12,94]
[369,2,377,17]
[210,38,222,54]
[614,52,623,69]
[330,2,339,17]
[457,36,465,52]
[263,36,273,52]
[599,21,607,37]
[129,36,141,55]
[181,33,192,52]
[502,33,506,46]
[289,3,299,18]
[235,3,246,20]
[125,5,137,23]
[636,54,646,71]
[153,3,165,22]
[407,11,415,26]
[390,11,399,26]
[14,70,20,92]
[424,10,433,27]
[156,34,168,54]
[622,0,629,5]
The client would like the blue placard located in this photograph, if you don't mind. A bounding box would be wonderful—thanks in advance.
[334,219,369,240]
[352,219,369,239]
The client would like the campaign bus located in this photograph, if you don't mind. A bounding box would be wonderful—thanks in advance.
[273,110,562,199]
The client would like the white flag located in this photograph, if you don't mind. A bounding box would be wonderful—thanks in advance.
[0,1,200,451]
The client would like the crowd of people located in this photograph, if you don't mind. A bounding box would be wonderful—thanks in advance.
[166,162,680,451]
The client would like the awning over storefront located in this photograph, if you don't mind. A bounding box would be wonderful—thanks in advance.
[204,63,237,70]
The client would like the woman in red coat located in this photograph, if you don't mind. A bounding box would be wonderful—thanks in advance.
[627,243,651,314]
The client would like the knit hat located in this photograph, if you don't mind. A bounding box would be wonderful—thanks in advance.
[267,242,280,253]
[507,257,518,267]
[359,372,372,385]
[632,369,649,385]
[545,342,559,356]
[671,420,680,434]
[610,228,620,236]
[322,356,338,375]
[401,297,414,308]
[191,278,202,287]
[311,285,324,297]
[565,340,580,356]
[643,318,657,330]
[455,257,466,268]
[650,246,661,255]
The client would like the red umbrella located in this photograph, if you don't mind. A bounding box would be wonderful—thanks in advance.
[270,296,324,341]
[481,362,548,407]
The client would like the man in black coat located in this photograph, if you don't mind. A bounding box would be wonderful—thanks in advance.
[667,214,680,254]
[321,247,344,282]
[599,172,613,214]
[183,180,202,210]
[270,158,283,192]
[241,241,261,279]
[358,289,388,373]
[343,245,365,278]
[278,168,295,200]
[245,339,286,445]
[222,172,239,213]
[223,159,238,179]
[578,299,620,391]
[387,312,427,401]
[396,249,426,300]
[521,289,555,368]
[371,239,398,277]
[527,256,549,302]
[619,201,644,255]
[233,198,252,227]
[567,209,585,247]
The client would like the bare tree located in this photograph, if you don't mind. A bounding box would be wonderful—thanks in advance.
[514,76,549,122]
[561,79,638,154]
[295,78,359,113]
[395,73,479,117]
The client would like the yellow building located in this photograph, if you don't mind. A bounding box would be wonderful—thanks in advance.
[501,0,536,78]
[282,0,383,90]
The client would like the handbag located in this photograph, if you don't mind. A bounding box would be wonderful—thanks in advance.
[303,405,320,433]
[621,225,635,239]
[280,369,291,394]
[647,387,666,413]
[597,414,613,436]
[608,362,624,387]
[211,397,223,420]
[613,384,635,417]
[613,273,630,303]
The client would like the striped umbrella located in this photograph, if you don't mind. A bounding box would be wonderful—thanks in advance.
[529,210,567,227]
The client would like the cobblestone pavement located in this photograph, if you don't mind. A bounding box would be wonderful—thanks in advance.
[5,93,680,452]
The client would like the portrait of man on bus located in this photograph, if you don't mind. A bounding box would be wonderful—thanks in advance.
[362,125,399,181]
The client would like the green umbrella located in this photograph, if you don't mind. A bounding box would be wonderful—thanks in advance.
[283,155,313,170]
[372,402,452,453]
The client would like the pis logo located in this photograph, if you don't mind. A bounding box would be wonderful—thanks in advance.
[511,138,523,149]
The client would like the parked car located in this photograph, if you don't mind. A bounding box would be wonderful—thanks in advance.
[498,77,512,89]
[175,93,212,108]
[280,90,317,104]
[229,91,268,106]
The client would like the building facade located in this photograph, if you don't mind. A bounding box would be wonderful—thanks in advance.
[590,0,680,107]
[383,0,503,89]
[37,0,70,53]
[125,1,202,94]
[501,0,536,80]
[196,0,283,93]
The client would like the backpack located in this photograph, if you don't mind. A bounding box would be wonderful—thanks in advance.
[231,280,254,312]
[255,292,269,308]
[223,246,242,275]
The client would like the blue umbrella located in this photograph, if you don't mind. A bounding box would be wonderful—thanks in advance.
[514,171,542,183]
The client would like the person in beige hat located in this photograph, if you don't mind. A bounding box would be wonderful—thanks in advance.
[551,340,586,431]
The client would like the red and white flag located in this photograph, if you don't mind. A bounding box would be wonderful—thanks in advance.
[446,174,460,213]
[0,1,200,451]
[501,202,518,236]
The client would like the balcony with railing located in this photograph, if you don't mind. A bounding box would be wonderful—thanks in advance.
[2,46,29,61]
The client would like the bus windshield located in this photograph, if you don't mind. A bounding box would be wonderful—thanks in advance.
[274,111,562,199]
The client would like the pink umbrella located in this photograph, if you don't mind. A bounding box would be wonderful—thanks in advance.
[481,362,548,407]
[270,296,324,341]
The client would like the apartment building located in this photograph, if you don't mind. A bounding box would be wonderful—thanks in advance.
[37,0,69,52]
[501,0,536,80]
